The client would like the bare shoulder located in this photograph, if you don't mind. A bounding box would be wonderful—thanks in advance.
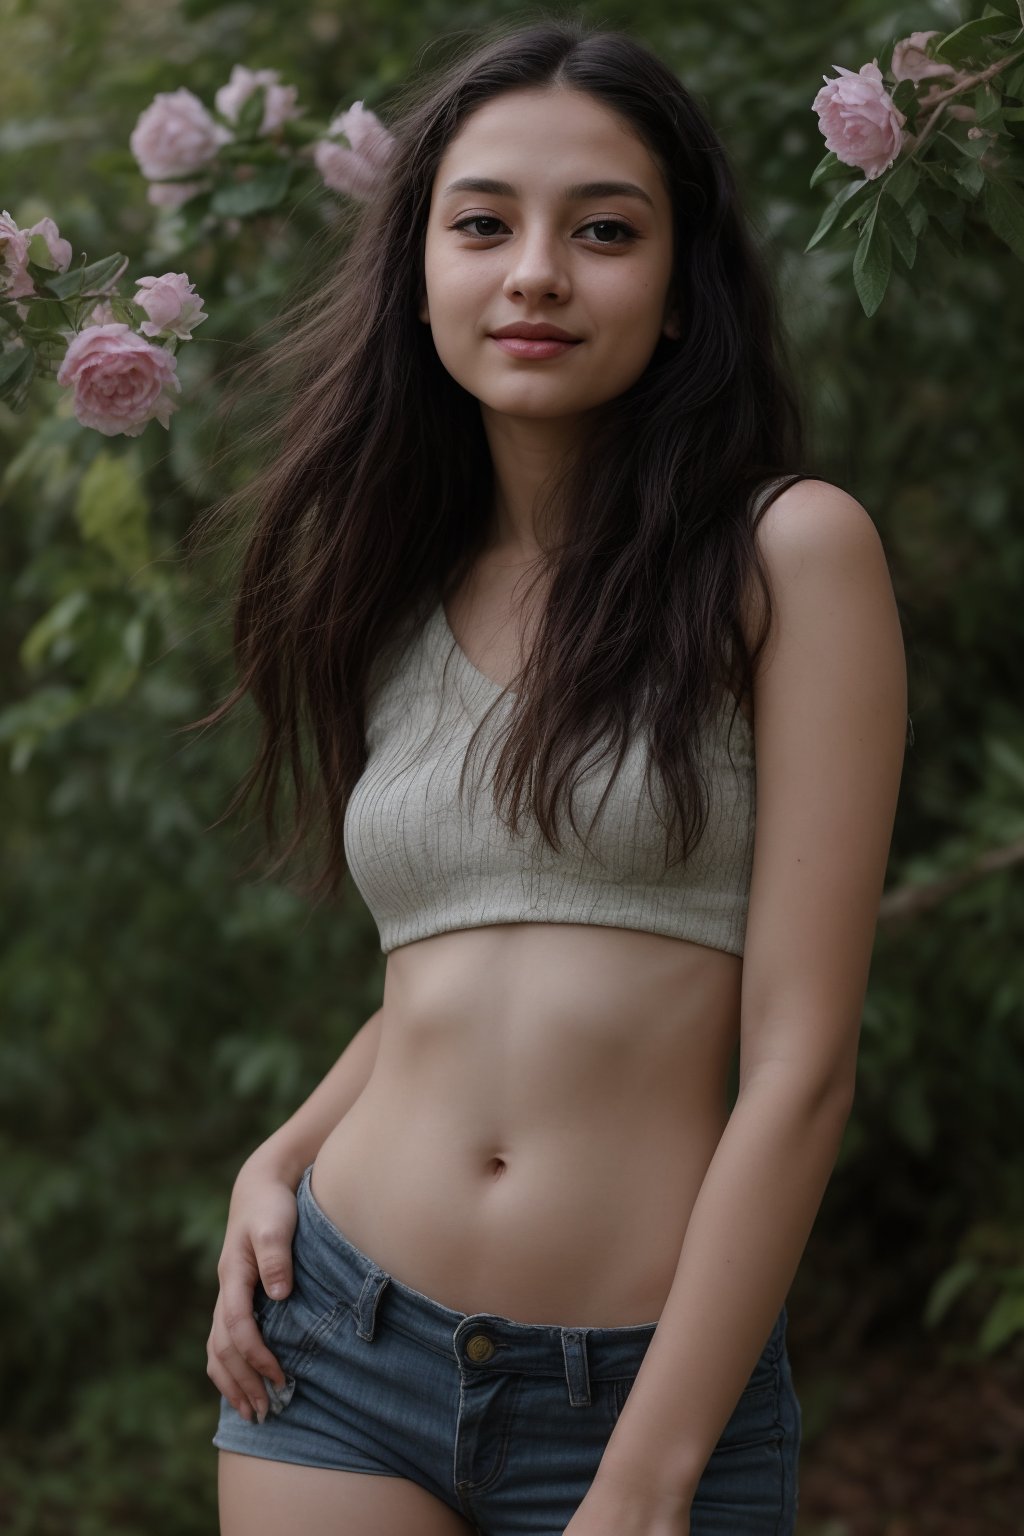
[740,476,892,657]
[745,473,907,749]
[758,475,884,551]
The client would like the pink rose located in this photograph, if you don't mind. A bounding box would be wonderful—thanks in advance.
[132,271,207,340]
[214,65,302,134]
[891,31,957,83]
[313,100,396,200]
[812,60,907,181]
[24,216,73,275]
[1,210,72,299]
[1,210,34,299]
[56,323,181,437]
[129,87,234,181]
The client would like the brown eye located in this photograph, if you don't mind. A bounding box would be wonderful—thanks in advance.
[452,216,506,237]
[579,220,637,244]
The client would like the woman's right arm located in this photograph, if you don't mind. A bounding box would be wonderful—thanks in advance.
[206,1008,384,1422]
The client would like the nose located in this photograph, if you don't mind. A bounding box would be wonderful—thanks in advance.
[500,225,571,305]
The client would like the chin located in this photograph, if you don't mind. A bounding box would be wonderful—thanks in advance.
[477,375,606,408]
[483,395,595,422]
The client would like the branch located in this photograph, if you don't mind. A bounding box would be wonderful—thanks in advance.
[903,44,1024,162]
[879,836,1024,921]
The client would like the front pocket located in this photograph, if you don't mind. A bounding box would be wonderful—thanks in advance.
[714,1378,781,1453]
[254,1274,350,1371]
[609,1368,781,1453]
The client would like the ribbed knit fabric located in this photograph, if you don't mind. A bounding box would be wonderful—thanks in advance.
[343,589,759,959]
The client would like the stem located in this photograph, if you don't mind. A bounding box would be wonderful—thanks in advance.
[903,44,1024,164]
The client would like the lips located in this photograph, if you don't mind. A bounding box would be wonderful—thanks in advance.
[488,323,581,342]
[490,335,580,359]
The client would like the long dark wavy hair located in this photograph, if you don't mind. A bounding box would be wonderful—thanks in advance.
[189,13,815,903]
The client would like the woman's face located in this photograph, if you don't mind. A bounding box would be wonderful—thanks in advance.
[419,85,680,425]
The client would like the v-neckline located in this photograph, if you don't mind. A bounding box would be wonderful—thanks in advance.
[433,598,753,740]
[436,599,518,697]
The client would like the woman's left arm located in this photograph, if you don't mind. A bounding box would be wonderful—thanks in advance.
[568,481,909,1531]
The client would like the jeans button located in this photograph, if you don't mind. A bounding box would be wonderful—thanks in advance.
[466,1333,495,1362]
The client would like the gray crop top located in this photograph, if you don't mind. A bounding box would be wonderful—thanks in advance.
[343,561,761,959]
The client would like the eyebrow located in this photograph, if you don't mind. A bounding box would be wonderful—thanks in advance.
[442,176,655,210]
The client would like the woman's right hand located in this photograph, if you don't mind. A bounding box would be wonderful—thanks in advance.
[206,1155,303,1422]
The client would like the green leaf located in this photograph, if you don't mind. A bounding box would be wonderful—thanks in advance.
[17,330,74,353]
[875,38,896,79]
[73,450,151,576]
[904,197,930,237]
[890,240,920,293]
[209,161,293,217]
[804,199,844,252]
[852,199,892,316]
[920,186,967,251]
[809,150,859,188]
[80,607,147,705]
[805,178,874,250]
[40,253,130,302]
[934,15,1017,64]
[20,590,91,671]
[0,685,85,772]
[0,344,35,404]
[878,192,918,267]
[233,86,267,138]
[937,127,997,164]
[982,176,1024,259]
[839,179,885,230]
[12,295,71,333]
[882,159,921,207]
[975,82,1005,128]
[923,1258,980,1327]
[953,159,987,197]
[988,737,1024,792]
[220,140,289,170]
[977,1286,1024,1353]
[891,79,918,115]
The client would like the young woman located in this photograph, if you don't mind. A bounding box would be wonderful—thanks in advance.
[202,17,908,1536]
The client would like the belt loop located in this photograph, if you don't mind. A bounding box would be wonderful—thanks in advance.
[353,1266,390,1342]
[561,1328,592,1407]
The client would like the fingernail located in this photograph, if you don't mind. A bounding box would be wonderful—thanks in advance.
[255,1400,267,1424]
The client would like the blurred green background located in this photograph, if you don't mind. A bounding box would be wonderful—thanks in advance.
[2,0,1022,1531]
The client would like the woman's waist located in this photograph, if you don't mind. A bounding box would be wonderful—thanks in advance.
[311,1085,725,1325]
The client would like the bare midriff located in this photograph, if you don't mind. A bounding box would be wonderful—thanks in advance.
[310,922,742,1327]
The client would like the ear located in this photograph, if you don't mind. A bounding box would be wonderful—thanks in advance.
[662,304,681,342]
[418,291,430,325]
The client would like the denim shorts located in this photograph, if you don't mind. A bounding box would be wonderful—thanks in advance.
[213,1162,801,1534]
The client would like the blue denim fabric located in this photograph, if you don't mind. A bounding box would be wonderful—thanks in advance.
[213,1162,801,1534]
